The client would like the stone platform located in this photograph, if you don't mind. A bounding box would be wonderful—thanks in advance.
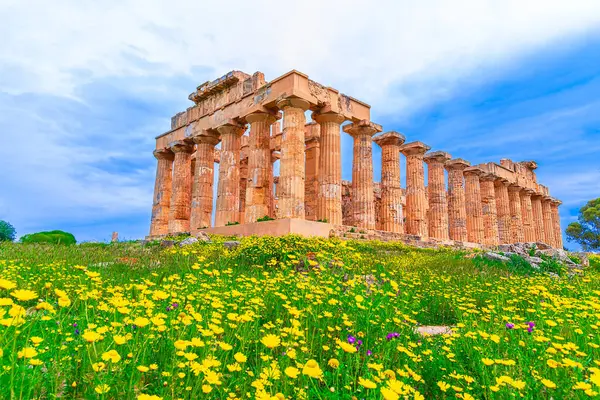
[198,218,334,238]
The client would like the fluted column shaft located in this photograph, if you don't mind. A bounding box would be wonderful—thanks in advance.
[305,138,320,221]
[424,152,450,240]
[350,132,376,229]
[464,169,485,244]
[400,142,431,238]
[190,134,219,231]
[494,180,511,244]
[531,195,545,243]
[520,190,536,242]
[277,98,309,219]
[168,140,194,233]
[314,112,345,224]
[245,112,278,223]
[150,149,174,236]
[375,132,406,233]
[508,185,525,243]
[480,175,499,246]
[446,159,470,242]
[542,198,556,247]
[550,201,563,249]
[215,123,245,226]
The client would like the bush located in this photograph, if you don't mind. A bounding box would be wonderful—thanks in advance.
[0,220,16,242]
[21,230,76,245]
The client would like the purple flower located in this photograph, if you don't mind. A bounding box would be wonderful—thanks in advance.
[347,335,356,344]
[527,326,534,333]
[367,350,373,356]
[505,323,515,330]
[172,303,179,308]
[74,329,80,335]
[357,340,363,347]
[527,321,535,328]
[166,306,171,312]
[72,323,78,328]
[386,332,400,340]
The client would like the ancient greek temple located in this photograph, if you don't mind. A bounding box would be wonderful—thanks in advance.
[149,70,563,249]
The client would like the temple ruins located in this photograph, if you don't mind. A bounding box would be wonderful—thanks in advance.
[149,70,563,249]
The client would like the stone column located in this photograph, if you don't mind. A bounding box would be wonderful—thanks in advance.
[150,148,174,236]
[215,121,245,227]
[494,178,511,244]
[304,122,321,221]
[400,141,431,238]
[239,136,249,219]
[550,199,563,249]
[520,189,536,242]
[531,194,545,243]
[168,140,194,233]
[445,159,470,242]
[313,111,345,224]
[276,98,310,219]
[480,174,500,246]
[190,132,220,232]
[424,151,451,240]
[542,197,556,247]
[244,112,279,223]
[343,121,382,229]
[507,185,525,243]
[374,132,406,233]
[464,167,485,244]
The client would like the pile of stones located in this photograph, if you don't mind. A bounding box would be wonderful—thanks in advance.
[482,242,588,271]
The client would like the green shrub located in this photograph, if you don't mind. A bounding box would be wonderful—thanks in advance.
[256,215,275,222]
[21,230,76,245]
[0,220,16,242]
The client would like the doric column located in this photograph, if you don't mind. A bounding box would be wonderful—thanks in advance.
[400,141,431,238]
[313,110,345,224]
[542,196,556,247]
[445,159,470,242]
[150,148,174,236]
[494,178,511,244]
[374,132,406,233]
[239,136,249,219]
[276,98,310,219]
[424,151,451,240]
[215,121,245,227]
[168,140,194,233]
[480,174,500,246]
[464,167,485,244]
[520,189,536,242]
[507,185,525,243]
[268,152,280,218]
[244,112,279,223]
[531,194,545,243]
[343,120,382,229]
[550,198,563,249]
[304,122,321,221]
[190,132,220,232]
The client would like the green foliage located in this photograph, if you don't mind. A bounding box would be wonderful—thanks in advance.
[316,218,328,223]
[256,215,275,222]
[20,230,76,245]
[566,197,600,250]
[0,220,16,242]
[225,221,240,226]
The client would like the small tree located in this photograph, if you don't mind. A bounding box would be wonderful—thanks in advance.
[566,197,600,251]
[0,220,16,242]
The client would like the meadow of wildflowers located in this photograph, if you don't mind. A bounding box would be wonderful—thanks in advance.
[0,236,599,399]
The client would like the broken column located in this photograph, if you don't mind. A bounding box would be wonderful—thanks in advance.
[276,98,310,219]
[215,121,245,226]
[494,178,511,245]
[541,196,556,247]
[343,120,382,229]
[520,189,536,243]
[149,148,174,236]
[464,167,485,244]
[374,131,406,233]
[531,194,545,243]
[400,141,431,238]
[313,110,346,224]
[424,151,451,240]
[550,198,563,249]
[507,185,525,243]
[304,122,321,221]
[244,112,279,223]
[445,158,470,242]
[480,173,500,246]
[168,140,194,233]
[190,131,220,231]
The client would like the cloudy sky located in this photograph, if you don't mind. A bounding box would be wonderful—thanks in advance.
[1,0,599,247]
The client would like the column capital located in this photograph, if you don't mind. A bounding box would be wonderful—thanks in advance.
[169,140,194,153]
[153,147,174,160]
[342,119,383,137]
[550,197,562,206]
[312,110,346,124]
[271,151,281,163]
[508,184,523,193]
[192,130,220,146]
[522,188,536,195]
[424,151,451,165]
[542,195,554,202]
[445,158,471,171]
[244,111,281,125]
[373,131,406,147]
[493,177,511,187]
[479,173,498,182]
[216,120,246,137]
[276,97,310,111]
[400,141,431,156]
[463,166,485,177]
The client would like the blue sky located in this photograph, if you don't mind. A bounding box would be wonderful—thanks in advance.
[1,1,599,248]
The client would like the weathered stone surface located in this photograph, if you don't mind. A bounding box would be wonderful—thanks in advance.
[464,167,485,244]
[150,149,175,236]
[168,140,194,233]
[223,241,240,249]
[400,141,431,239]
[374,132,406,233]
[196,231,211,242]
[550,198,563,249]
[541,197,556,248]
[415,326,454,336]
[179,237,199,247]
[480,174,499,246]
[520,189,536,243]
[304,122,321,221]
[190,132,220,231]
[424,151,451,240]
[494,178,511,245]
[484,252,510,262]
[507,185,525,244]
[445,158,470,242]
[215,121,245,227]
[531,195,545,245]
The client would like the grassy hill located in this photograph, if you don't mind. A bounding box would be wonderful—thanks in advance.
[0,236,599,399]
